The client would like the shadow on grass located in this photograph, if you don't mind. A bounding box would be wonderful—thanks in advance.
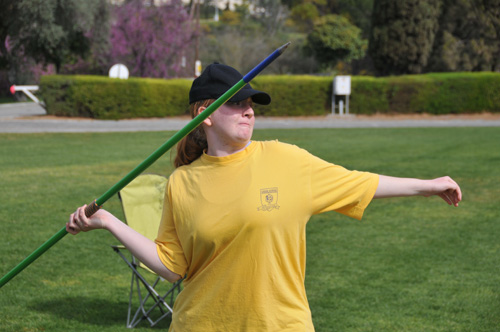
[29,296,172,329]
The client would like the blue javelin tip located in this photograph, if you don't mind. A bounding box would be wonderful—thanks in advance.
[278,42,291,54]
[243,42,291,83]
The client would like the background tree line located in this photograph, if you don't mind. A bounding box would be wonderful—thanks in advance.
[1,0,499,99]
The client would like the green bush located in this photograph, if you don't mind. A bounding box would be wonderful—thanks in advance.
[351,72,500,114]
[40,75,192,119]
[349,76,389,114]
[253,75,332,116]
[40,72,500,119]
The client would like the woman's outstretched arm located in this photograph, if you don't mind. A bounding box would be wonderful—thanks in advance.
[67,205,182,283]
[374,175,462,207]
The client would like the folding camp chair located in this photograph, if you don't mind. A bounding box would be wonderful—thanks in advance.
[113,174,183,328]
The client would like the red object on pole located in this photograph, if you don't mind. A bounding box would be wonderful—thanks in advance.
[10,85,16,95]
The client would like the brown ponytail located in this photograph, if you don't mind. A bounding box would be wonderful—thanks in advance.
[174,99,215,168]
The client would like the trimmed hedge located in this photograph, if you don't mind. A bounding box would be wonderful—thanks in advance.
[40,72,500,119]
[252,75,332,116]
[352,72,500,115]
[40,75,192,119]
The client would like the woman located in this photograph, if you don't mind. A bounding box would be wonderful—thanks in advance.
[68,63,462,331]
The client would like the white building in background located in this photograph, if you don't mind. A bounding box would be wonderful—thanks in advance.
[110,0,252,14]
[190,0,247,12]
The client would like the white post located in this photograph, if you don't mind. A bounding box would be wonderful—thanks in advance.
[10,85,41,105]
[195,60,202,77]
[22,89,41,104]
[333,76,351,116]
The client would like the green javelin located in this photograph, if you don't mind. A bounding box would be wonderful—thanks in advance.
[0,42,291,289]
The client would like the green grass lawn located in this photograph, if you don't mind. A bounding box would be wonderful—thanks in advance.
[1,127,499,331]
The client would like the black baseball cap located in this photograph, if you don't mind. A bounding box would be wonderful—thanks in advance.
[189,63,271,105]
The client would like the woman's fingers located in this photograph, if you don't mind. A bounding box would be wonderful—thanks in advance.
[438,188,461,207]
[66,211,80,235]
[438,192,451,205]
[434,177,462,207]
[66,205,91,234]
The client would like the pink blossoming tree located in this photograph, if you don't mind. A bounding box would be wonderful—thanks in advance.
[110,0,195,78]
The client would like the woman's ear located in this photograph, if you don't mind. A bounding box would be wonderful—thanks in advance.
[198,106,213,126]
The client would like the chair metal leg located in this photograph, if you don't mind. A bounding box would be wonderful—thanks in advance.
[126,265,136,327]
[112,246,182,328]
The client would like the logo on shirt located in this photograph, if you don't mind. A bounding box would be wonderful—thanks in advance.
[258,187,280,212]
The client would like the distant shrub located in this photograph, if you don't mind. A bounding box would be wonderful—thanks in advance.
[40,75,191,119]
[40,72,500,119]
[252,75,332,116]
[344,72,500,115]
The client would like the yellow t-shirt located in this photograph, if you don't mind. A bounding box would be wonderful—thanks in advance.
[156,140,379,331]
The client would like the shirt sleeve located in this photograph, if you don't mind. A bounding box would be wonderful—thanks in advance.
[155,179,188,276]
[308,152,379,220]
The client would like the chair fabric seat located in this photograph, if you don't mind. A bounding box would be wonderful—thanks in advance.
[114,174,183,328]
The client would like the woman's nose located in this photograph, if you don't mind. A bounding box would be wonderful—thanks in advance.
[243,105,254,118]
